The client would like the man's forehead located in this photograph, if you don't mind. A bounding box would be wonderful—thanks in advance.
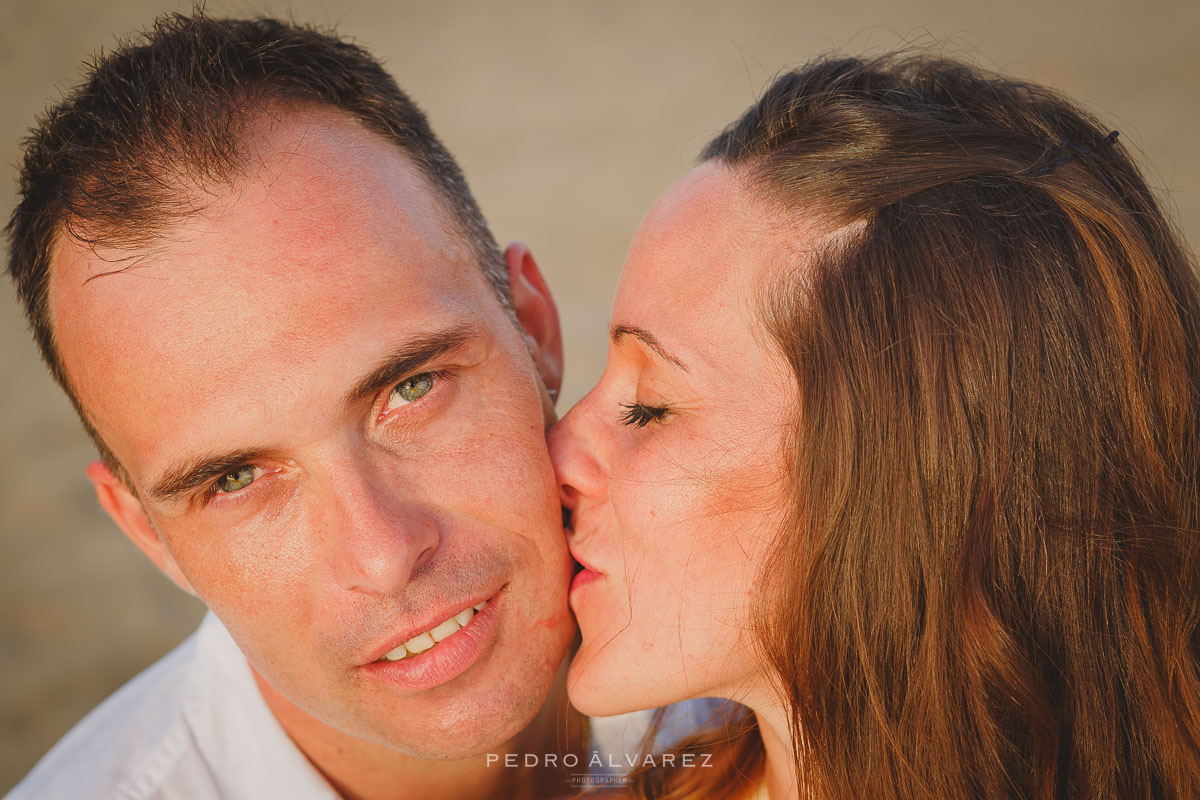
[47,109,496,475]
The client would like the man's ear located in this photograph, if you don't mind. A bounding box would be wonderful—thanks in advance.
[504,241,563,402]
[86,460,195,595]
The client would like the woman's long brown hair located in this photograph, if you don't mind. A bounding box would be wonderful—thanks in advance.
[630,53,1200,799]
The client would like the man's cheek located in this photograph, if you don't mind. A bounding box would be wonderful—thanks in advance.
[163,527,298,613]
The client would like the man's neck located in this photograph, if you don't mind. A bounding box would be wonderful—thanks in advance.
[251,658,582,800]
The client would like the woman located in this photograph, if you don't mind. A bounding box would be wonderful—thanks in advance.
[550,53,1200,799]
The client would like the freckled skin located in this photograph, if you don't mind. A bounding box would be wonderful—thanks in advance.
[50,108,575,767]
[550,163,805,716]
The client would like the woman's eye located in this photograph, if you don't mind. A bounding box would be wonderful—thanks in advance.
[619,402,671,428]
[385,372,437,411]
[213,465,257,494]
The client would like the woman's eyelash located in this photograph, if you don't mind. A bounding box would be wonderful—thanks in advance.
[619,402,670,428]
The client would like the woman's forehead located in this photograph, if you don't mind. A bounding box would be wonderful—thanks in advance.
[613,163,809,371]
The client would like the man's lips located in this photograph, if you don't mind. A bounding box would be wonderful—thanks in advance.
[361,593,502,692]
[362,588,501,665]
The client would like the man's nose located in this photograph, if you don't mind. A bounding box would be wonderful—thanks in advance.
[324,464,439,596]
[547,396,608,512]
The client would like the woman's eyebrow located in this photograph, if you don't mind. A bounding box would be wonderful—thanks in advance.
[610,323,690,372]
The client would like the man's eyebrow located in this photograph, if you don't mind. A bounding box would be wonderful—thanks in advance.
[143,322,483,506]
[341,321,484,410]
[611,323,690,372]
[145,447,272,505]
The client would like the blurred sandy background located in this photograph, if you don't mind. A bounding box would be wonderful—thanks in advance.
[1,0,1196,789]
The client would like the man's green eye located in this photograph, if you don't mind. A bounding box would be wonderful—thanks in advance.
[386,373,436,411]
[215,466,256,494]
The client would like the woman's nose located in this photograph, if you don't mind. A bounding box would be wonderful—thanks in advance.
[547,395,608,511]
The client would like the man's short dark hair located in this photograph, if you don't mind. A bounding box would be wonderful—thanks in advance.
[6,12,509,481]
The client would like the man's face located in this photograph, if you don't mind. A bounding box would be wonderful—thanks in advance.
[48,109,575,758]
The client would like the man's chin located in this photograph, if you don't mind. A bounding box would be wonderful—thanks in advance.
[331,625,573,760]
[342,656,561,759]
[383,690,548,759]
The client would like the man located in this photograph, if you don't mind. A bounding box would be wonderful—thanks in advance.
[6,13,579,799]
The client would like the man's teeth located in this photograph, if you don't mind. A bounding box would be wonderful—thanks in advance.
[379,601,487,661]
[405,633,435,654]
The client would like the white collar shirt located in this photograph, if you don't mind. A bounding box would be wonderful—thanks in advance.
[6,614,708,799]
[6,612,338,800]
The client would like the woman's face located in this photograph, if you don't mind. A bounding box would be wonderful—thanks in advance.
[549,163,802,716]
